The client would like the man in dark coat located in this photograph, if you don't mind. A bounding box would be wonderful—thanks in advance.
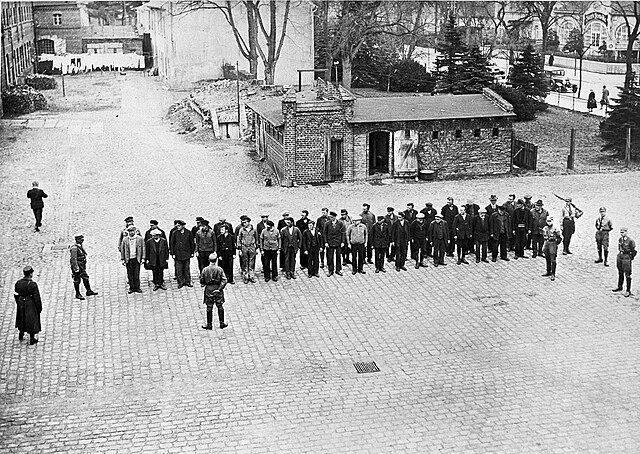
[384,206,398,262]
[441,197,458,257]
[371,216,390,273]
[281,217,302,279]
[213,217,234,238]
[169,220,194,288]
[277,211,289,271]
[296,210,310,270]
[145,228,169,290]
[302,219,323,278]
[472,210,491,263]
[323,211,345,277]
[428,214,449,267]
[70,234,98,300]
[14,265,42,345]
[200,253,228,330]
[489,204,512,261]
[505,194,516,251]
[391,211,410,271]
[404,203,418,260]
[26,181,48,232]
[464,198,480,254]
[485,195,499,253]
[410,213,429,268]
[191,217,204,245]
[256,214,270,271]
[316,208,330,269]
[452,205,472,264]
[513,199,532,259]
[420,202,438,257]
[144,220,166,242]
[216,224,236,284]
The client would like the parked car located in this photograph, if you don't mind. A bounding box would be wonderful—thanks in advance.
[549,76,577,93]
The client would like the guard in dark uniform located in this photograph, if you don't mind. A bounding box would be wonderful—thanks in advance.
[594,207,613,266]
[14,265,42,345]
[612,227,636,297]
[200,253,228,329]
[70,234,98,300]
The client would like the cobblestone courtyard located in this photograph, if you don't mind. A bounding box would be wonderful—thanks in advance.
[1,74,639,453]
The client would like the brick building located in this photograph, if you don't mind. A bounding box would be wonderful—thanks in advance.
[246,80,516,185]
[33,1,141,57]
[1,1,36,91]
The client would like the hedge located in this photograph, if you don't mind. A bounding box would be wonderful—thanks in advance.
[1,85,48,116]
[26,74,57,90]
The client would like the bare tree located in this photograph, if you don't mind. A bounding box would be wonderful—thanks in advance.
[524,1,561,55]
[611,1,640,88]
[174,0,291,84]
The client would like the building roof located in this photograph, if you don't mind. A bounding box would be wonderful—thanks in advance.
[350,93,514,123]
[245,97,284,127]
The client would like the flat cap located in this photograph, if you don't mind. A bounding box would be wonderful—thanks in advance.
[150,219,159,225]
[196,216,204,222]
[74,234,84,240]
[329,211,337,217]
[416,213,425,219]
[23,265,33,273]
[124,216,134,222]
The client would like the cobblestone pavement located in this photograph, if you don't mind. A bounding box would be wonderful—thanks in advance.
[1,73,639,453]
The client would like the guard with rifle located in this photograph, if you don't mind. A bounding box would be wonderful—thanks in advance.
[555,194,583,255]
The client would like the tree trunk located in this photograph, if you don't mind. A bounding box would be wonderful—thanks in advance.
[342,55,352,89]
[247,3,259,80]
[578,55,583,98]
[625,35,637,88]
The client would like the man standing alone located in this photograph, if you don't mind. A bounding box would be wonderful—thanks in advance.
[612,227,636,297]
[26,181,47,232]
[200,253,228,330]
[594,207,613,266]
[70,234,99,300]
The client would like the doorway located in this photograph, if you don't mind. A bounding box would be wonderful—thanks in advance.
[369,131,390,174]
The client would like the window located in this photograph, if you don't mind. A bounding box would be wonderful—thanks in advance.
[586,22,605,47]
[455,129,462,138]
[559,20,577,41]
[37,39,55,55]
[53,13,62,25]
[492,128,499,137]
[474,129,481,137]
[404,129,411,139]
[432,130,439,140]
[616,25,629,42]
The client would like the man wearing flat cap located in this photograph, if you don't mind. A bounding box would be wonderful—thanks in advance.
[323,211,346,276]
[145,228,169,290]
[256,214,270,272]
[530,200,549,258]
[347,216,368,274]
[360,203,376,264]
[420,202,438,256]
[612,227,636,297]
[340,209,353,265]
[195,220,217,273]
[70,234,98,300]
[281,217,302,279]
[237,215,259,284]
[428,214,449,266]
[485,195,499,252]
[392,211,410,271]
[14,265,42,345]
[452,204,472,265]
[296,210,311,270]
[489,204,512,261]
[121,225,146,294]
[410,212,428,268]
[316,208,330,269]
[384,206,398,262]
[144,220,166,243]
[441,197,458,257]
[513,199,532,259]
[472,210,490,263]
[260,220,280,282]
[371,215,390,273]
[169,220,195,288]
[302,219,323,278]
[278,211,289,271]
[117,216,141,253]
[191,217,204,245]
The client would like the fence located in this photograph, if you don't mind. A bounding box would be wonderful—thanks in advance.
[511,135,538,171]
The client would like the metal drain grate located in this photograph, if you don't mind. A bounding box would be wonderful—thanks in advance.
[354,361,380,374]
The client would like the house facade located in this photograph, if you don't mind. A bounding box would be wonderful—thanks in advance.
[246,80,515,186]
[1,1,36,92]
[136,0,315,88]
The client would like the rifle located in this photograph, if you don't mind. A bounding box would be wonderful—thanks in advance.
[552,193,583,218]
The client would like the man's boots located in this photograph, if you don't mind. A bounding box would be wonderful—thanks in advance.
[595,246,603,263]
[604,250,609,267]
[29,334,38,345]
[83,278,98,296]
[218,306,228,329]
[625,278,632,298]
[202,308,213,330]
[551,263,557,281]
[74,282,85,300]
[612,274,624,292]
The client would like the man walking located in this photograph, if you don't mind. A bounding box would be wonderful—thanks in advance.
[472,210,490,263]
[169,220,194,288]
[302,219,323,278]
[260,220,280,282]
[612,227,636,297]
[594,207,613,266]
[195,220,217,272]
[392,211,410,272]
[70,234,99,300]
[530,200,549,258]
[541,217,562,281]
[145,228,169,290]
[236,215,259,284]
[410,213,428,268]
[323,211,345,277]
[280,217,302,279]
[216,224,236,284]
[347,216,368,274]
[428,214,449,267]
[14,265,42,345]
[452,204,472,265]
[121,225,145,294]
[200,253,228,330]
[26,181,47,232]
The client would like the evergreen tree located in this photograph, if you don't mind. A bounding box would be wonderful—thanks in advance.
[434,15,468,94]
[508,45,549,99]
[458,46,493,94]
[600,83,640,159]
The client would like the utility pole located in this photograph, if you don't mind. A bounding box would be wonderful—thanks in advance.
[626,126,631,168]
[236,61,241,131]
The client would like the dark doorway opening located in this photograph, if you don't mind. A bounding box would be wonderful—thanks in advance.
[142,33,153,69]
[369,131,390,174]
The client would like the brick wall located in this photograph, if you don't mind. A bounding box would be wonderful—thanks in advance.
[82,37,142,54]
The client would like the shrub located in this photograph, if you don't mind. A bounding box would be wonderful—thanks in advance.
[1,85,48,116]
[25,74,57,90]
[491,84,539,121]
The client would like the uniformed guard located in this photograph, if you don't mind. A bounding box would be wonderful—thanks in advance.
[594,207,613,266]
[200,252,228,329]
[612,227,636,297]
[541,216,562,281]
[70,234,99,300]
[14,265,42,345]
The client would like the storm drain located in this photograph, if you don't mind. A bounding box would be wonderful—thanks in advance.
[42,244,69,253]
[353,361,380,374]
